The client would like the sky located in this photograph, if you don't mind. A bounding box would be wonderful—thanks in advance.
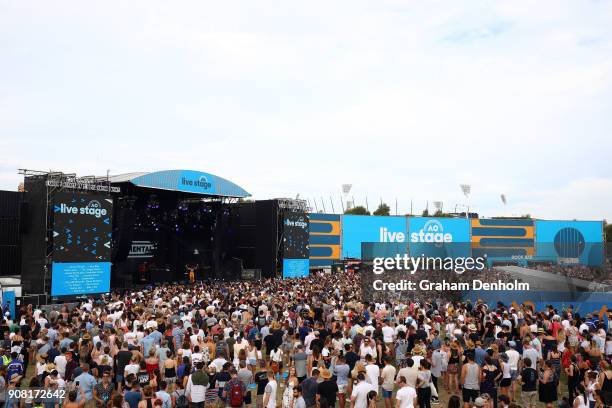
[1,1,611,221]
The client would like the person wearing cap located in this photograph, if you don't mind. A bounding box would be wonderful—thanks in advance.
[317,367,339,407]
[473,396,486,408]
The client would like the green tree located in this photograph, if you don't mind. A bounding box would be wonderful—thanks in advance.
[433,211,453,217]
[422,208,429,217]
[373,203,391,216]
[605,222,612,242]
[345,205,370,215]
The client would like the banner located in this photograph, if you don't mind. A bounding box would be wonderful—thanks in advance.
[309,214,341,267]
[535,220,604,266]
[471,218,535,264]
[282,213,309,278]
[51,192,113,296]
[342,215,408,259]
[409,217,470,258]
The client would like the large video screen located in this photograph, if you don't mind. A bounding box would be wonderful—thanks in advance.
[342,215,408,259]
[534,220,604,266]
[51,192,113,296]
[409,217,471,258]
[282,212,309,278]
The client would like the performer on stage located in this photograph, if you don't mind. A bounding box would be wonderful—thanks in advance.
[185,263,199,283]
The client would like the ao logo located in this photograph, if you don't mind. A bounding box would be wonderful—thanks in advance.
[410,219,452,246]
[87,200,102,209]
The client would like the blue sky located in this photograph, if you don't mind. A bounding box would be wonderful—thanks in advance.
[1,1,611,220]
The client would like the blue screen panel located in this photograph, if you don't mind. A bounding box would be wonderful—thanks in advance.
[51,262,111,296]
[283,259,310,278]
[342,215,408,259]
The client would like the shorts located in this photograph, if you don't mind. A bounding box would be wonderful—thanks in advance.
[248,358,257,366]
[382,389,393,399]
[500,378,511,387]
[510,369,518,381]
[521,391,537,407]
[338,384,347,394]
[462,388,479,403]
[244,392,252,405]
[448,363,458,374]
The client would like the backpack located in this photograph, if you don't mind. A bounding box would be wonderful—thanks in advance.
[229,381,244,407]
[174,391,189,408]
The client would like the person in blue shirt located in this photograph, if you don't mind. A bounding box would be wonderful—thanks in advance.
[6,352,23,381]
[474,341,487,367]
[74,363,97,404]
[139,333,155,357]
[124,379,142,408]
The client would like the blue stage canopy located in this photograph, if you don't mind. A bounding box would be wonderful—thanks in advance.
[110,170,250,198]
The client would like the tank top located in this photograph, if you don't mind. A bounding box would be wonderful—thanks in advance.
[464,363,480,390]
[574,395,588,408]
[603,372,612,391]
[165,365,177,378]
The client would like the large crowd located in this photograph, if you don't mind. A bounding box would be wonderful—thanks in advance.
[530,263,612,286]
[0,270,610,408]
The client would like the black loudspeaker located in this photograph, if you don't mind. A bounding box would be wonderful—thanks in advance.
[19,201,29,233]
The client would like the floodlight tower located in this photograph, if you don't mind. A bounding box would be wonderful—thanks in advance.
[342,184,353,211]
[460,184,471,218]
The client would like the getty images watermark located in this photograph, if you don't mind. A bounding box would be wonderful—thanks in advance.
[367,254,530,292]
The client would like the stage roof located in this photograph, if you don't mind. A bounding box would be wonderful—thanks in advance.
[108,170,250,198]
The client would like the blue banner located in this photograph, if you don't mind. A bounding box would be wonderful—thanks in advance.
[51,262,111,296]
[342,215,408,259]
[535,220,604,266]
[409,217,471,258]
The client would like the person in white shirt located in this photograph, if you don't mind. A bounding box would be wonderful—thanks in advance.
[263,370,278,408]
[211,355,228,373]
[364,355,380,389]
[360,338,376,361]
[54,351,68,379]
[395,375,417,408]
[351,373,375,408]
[396,358,419,388]
[505,341,521,397]
[380,357,397,408]
[185,362,209,405]
[382,321,395,345]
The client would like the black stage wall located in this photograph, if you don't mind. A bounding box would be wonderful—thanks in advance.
[20,176,48,294]
[228,200,280,279]
[0,190,21,277]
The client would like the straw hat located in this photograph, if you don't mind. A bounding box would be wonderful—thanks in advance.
[320,368,332,380]
[412,344,426,356]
